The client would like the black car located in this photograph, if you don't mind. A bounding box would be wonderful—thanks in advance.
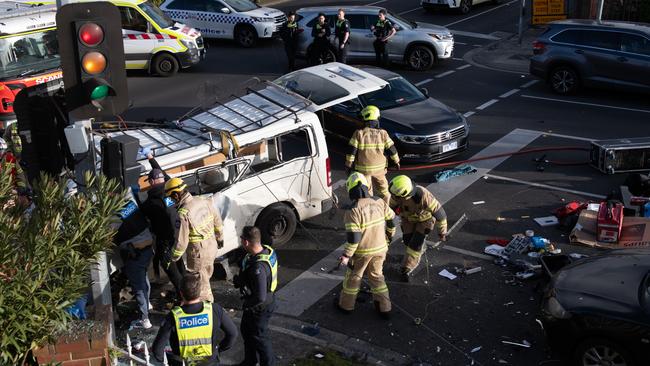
[541,249,650,366]
[530,19,650,95]
[321,66,469,163]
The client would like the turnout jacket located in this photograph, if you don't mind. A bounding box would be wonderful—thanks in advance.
[346,126,399,174]
[343,197,397,257]
[390,185,448,235]
[172,192,223,261]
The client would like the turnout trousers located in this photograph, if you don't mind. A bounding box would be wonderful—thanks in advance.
[339,253,391,312]
[401,220,434,273]
[185,241,218,303]
[362,170,390,203]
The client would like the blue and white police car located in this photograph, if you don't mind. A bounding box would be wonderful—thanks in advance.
[159,0,286,47]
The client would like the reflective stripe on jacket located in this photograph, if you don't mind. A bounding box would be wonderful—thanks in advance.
[242,245,278,292]
[389,185,448,234]
[346,127,399,174]
[172,302,214,360]
[172,193,223,261]
[344,197,396,257]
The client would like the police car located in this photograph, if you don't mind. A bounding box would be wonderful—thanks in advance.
[159,0,286,47]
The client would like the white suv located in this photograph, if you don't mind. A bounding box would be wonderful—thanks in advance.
[160,0,286,47]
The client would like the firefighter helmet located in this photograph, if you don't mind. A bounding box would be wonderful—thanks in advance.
[346,171,369,192]
[360,105,380,121]
[164,177,187,197]
[389,175,414,198]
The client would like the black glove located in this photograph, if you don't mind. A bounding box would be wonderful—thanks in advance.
[217,240,224,249]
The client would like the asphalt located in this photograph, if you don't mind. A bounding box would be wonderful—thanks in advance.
[118,0,650,364]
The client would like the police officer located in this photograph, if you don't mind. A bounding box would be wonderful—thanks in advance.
[234,226,278,366]
[345,105,400,203]
[334,8,350,64]
[337,172,396,319]
[165,177,224,303]
[281,11,300,71]
[370,9,396,67]
[388,175,447,282]
[310,12,331,65]
[140,152,185,297]
[153,273,238,366]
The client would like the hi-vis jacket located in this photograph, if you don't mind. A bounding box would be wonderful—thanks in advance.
[344,197,397,257]
[172,192,223,261]
[390,185,448,234]
[346,127,399,174]
[172,301,214,360]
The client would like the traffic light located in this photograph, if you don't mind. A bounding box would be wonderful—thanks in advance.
[57,2,128,119]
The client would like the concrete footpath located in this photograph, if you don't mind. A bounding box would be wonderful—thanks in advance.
[464,27,545,74]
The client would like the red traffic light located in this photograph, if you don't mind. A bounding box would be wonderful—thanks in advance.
[79,23,104,46]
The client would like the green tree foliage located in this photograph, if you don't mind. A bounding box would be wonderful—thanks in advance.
[0,170,125,365]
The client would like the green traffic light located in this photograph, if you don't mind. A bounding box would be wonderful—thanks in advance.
[90,85,109,100]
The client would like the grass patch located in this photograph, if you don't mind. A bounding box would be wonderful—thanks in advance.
[289,350,368,366]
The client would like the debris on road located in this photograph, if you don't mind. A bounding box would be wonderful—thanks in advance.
[502,340,531,348]
[534,216,559,227]
[434,164,477,182]
[569,253,588,259]
[314,353,324,359]
[473,201,485,205]
[438,269,457,280]
[470,346,481,353]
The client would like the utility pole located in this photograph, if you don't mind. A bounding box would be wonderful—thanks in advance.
[597,0,604,20]
[518,0,527,45]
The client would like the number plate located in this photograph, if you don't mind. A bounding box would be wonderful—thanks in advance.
[442,141,458,153]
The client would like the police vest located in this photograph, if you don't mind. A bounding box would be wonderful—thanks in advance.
[172,302,214,360]
[242,245,278,292]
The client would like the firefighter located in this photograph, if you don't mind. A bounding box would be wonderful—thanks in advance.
[370,9,396,67]
[334,8,350,64]
[153,273,238,366]
[2,123,21,159]
[389,175,447,282]
[233,226,278,366]
[345,105,400,203]
[281,11,300,71]
[165,177,224,303]
[0,137,28,194]
[310,12,331,65]
[337,172,396,319]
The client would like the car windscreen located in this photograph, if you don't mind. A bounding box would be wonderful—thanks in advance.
[0,29,60,79]
[359,76,426,110]
[274,71,350,106]
[223,0,258,12]
[139,1,174,29]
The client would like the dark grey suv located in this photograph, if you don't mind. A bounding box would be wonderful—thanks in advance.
[529,20,650,94]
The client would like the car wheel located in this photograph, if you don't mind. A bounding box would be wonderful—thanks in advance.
[255,203,297,247]
[550,66,580,94]
[235,25,257,48]
[407,46,435,71]
[458,0,472,14]
[574,338,634,366]
[152,53,179,77]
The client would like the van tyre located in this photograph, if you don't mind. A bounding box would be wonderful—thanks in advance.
[407,46,435,71]
[458,0,472,14]
[256,203,297,246]
[574,338,634,366]
[235,25,257,48]
[549,66,580,95]
[152,53,179,77]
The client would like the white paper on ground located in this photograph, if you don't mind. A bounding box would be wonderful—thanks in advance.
[438,269,457,280]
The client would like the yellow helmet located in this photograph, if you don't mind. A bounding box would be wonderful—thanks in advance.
[164,177,187,197]
[361,105,380,121]
[346,171,369,192]
[389,175,414,198]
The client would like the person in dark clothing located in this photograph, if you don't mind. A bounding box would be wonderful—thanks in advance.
[233,226,278,366]
[140,152,186,297]
[371,9,396,67]
[153,273,238,366]
[281,11,300,71]
[310,12,331,65]
[334,9,350,64]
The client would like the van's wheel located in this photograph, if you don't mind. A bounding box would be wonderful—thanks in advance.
[458,0,472,14]
[256,203,297,247]
[235,25,257,48]
[152,53,179,77]
[407,45,435,71]
[549,66,580,95]
[574,338,634,366]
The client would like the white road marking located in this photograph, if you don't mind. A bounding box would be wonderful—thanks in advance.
[452,57,465,61]
[518,128,595,142]
[454,41,468,45]
[456,64,472,70]
[275,129,542,317]
[521,94,650,114]
[398,7,423,15]
[499,88,520,98]
[444,0,518,27]
[451,30,500,40]
[436,70,456,78]
[484,174,607,199]
[366,0,387,5]
[415,78,434,86]
[520,80,539,88]
[443,245,493,260]
[463,111,476,118]
[476,98,499,110]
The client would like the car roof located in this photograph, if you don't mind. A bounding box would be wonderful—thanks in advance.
[355,65,401,80]
[549,19,650,33]
[296,5,384,14]
[296,63,388,94]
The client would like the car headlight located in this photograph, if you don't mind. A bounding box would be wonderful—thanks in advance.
[252,16,275,22]
[395,133,427,144]
[544,296,572,319]
[180,39,197,50]
[430,32,453,40]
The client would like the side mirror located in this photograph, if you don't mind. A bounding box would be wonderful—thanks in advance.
[221,7,231,14]
[419,87,429,97]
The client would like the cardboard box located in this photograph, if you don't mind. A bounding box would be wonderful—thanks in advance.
[570,210,650,249]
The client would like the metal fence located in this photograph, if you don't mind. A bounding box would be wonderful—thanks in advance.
[112,333,189,366]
